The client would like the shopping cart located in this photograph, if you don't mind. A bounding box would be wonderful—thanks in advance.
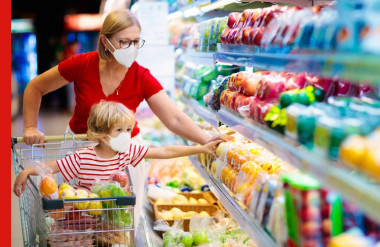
[12,132,137,247]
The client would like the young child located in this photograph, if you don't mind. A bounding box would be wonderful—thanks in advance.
[13,100,222,196]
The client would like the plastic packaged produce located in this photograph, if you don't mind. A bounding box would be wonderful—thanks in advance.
[281,172,322,247]
[36,161,59,200]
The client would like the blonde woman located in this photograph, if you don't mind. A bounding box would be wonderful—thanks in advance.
[21,9,225,227]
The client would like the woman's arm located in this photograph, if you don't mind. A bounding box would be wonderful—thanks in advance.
[13,161,59,197]
[23,66,70,145]
[144,140,222,160]
[147,91,217,145]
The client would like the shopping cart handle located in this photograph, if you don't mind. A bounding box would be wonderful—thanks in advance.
[11,134,88,144]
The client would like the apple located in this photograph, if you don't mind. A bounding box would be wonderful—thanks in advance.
[248,96,261,119]
[241,26,252,45]
[223,90,234,106]
[235,71,251,91]
[300,207,320,221]
[235,29,244,44]
[334,80,358,97]
[237,96,255,117]
[228,73,237,90]
[226,28,237,43]
[229,92,240,110]
[234,94,247,112]
[249,27,265,46]
[249,9,262,28]
[240,9,254,26]
[227,12,241,28]
[312,5,323,14]
[322,219,332,234]
[219,89,227,105]
[193,230,208,245]
[301,221,320,238]
[111,171,129,187]
[260,79,286,100]
[221,28,231,43]
[311,76,336,99]
[180,232,193,247]
[357,83,375,97]
[241,74,261,96]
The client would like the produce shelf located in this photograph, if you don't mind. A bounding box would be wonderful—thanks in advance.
[179,51,216,66]
[188,156,277,247]
[183,96,380,223]
[214,44,380,85]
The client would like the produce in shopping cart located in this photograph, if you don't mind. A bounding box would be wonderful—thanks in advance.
[36,161,59,200]
[110,171,130,187]
[73,189,90,210]
[58,183,75,199]
[87,192,103,216]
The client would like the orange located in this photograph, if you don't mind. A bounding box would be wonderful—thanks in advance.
[40,176,58,199]
[340,135,367,166]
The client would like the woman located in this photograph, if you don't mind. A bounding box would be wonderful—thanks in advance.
[22,9,224,227]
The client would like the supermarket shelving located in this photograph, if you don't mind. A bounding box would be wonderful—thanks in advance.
[188,156,277,247]
[179,51,216,66]
[215,44,380,85]
[168,0,333,20]
[182,96,380,224]
[180,44,380,85]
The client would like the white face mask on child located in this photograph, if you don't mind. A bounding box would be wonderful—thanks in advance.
[107,132,131,153]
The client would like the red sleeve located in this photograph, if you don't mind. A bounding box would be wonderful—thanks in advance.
[57,53,86,82]
[141,68,163,100]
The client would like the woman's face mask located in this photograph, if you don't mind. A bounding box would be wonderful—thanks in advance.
[106,38,138,68]
[107,132,131,153]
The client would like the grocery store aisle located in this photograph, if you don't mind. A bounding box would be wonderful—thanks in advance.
[11,111,72,247]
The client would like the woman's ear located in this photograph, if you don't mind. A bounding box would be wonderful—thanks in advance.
[100,35,110,50]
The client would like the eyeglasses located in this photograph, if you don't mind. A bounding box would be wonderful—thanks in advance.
[118,39,145,49]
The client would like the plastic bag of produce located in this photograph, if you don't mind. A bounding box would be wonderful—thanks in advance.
[35,161,59,200]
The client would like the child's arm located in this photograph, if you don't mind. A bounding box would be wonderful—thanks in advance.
[145,140,222,160]
[13,161,59,197]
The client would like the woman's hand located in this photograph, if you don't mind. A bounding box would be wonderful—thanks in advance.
[23,127,45,146]
[13,170,29,197]
[204,134,233,144]
[202,140,223,159]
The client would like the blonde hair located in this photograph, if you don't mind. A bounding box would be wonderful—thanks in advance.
[98,9,141,60]
[87,100,135,142]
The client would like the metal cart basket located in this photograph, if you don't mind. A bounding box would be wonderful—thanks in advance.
[12,132,137,247]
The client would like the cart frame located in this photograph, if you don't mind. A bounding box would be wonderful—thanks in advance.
[12,131,137,247]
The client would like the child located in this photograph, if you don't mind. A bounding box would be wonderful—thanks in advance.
[13,100,222,196]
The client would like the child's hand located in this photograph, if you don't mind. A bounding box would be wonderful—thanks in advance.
[202,140,223,159]
[13,170,29,197]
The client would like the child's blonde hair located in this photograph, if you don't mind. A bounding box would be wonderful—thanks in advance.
[87,100,135,141]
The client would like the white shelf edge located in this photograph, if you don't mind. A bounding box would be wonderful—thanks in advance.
[188,156,277,247]
[183,97,380,223]
[179,52,216,66]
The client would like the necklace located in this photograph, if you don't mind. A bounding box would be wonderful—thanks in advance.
[104,70,125,96]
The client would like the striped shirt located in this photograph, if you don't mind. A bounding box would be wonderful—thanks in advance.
[56,144,149,191]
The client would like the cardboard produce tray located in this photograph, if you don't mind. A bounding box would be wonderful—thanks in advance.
[148,191,218,206]
[153,204,222,231]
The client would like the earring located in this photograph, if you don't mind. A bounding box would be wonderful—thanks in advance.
[105,48,109,52]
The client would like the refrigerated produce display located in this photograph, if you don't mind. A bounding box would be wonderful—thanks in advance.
[162,0,380,246]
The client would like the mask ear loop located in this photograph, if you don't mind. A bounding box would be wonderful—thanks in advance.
[105,37,117,53]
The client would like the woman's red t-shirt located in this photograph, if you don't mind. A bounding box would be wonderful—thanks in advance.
[58,51,163,137]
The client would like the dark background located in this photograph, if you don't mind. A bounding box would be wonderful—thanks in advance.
[12,0,102,111]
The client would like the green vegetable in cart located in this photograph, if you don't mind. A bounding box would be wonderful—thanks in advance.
[166,180,180,188]
[180,232,193,247]
[193,229,208,245]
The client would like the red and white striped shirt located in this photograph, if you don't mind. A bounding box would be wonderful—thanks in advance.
[56,144,149,191]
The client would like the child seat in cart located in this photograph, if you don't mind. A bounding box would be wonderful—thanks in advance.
[12,131,137,247]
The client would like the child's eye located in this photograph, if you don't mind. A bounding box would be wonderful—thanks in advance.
[127,128,132,132]
[117,128,123,132]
